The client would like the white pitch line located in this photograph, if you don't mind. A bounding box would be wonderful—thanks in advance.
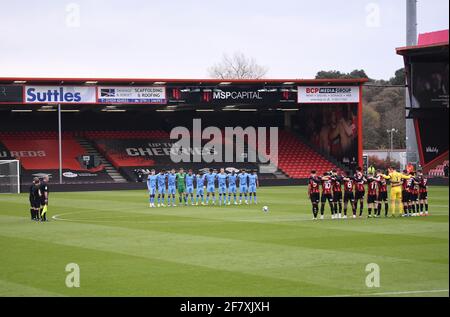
[326,289,449,297]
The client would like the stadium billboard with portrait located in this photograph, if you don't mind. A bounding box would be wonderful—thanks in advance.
[411,62,449,108]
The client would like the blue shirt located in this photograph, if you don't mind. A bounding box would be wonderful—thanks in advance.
[228,174,237,186]
[196,175,205,188]
[238,173,248,186]
[249,174,258,186]
[217,173,228,187]
[206,173,217,186]
[168,173,177,187]
[157,173,167,187]
[147,175,157,189]
[185,174,195,187]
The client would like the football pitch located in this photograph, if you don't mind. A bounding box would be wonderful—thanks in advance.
[0,186,448,297]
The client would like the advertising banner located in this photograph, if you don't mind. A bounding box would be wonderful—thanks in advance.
[25,86,96,104]
[412,62,449,109]
[416,116,449,165]
[97,86,166,104]
[298,86,360,104]
[0,85,23,103]
[168,87,296,105]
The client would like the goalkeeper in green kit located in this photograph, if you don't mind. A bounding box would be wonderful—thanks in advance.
[176,168,187,205]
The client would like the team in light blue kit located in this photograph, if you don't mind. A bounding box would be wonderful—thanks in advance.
[238,169,249,204]
[146,168,259,207]
[205,169,217,205]
[196,172,206,205]
[146,169,158,208]
[185,170,196,205]
[156,170,167,207]
[167,169,177,206]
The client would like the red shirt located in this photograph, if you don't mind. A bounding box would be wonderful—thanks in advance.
[402,178,409,191]
[419,177,428,193]
[354,174,366,193]
[344,179,354,193]
[322,178,333,195]
[406,178,415,193]
[308,177,320,194]
[411,178,419,195]
[367,179,378,196]
[377,177,388,193]
[332,177,343,193]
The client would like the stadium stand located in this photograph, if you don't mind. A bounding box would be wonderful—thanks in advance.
[276,130,340,178]
[0,131,114,183]
[0,129,342,182]
[428,160,449,178]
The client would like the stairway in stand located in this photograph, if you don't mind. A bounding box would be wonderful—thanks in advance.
[77,138,128,183]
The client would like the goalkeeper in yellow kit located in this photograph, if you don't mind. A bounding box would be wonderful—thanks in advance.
[380,167,412,217]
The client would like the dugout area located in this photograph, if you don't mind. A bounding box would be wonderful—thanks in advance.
[0,78,366,192]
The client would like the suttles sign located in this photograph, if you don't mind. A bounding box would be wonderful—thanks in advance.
[25,86,96,104]
[97,86,166,104]
[298,86,360,103]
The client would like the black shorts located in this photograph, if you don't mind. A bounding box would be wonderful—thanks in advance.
[402,191,410,203]
[30,198,41,209]
[333,192,342,202]
[410,194,418,202]
[419,192,428,200]
[355,191,365,200]
[367,194,377,204]
[310,192,320,203]
[321,193,333,203]
[378,191,388,201]
[344,192,355,203]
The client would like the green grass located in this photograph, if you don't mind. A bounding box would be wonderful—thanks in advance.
[0,186,448,297]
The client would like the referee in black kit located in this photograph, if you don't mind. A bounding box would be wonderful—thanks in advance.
[29,177,41,221]
[39,175,50,222]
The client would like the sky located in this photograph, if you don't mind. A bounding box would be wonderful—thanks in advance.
[0,0,448,80]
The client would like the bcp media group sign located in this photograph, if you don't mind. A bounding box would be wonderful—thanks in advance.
[297,86,360,104]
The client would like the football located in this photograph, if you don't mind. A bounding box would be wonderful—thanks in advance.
[262,206,269,213]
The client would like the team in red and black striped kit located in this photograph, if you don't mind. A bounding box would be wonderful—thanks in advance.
[343,172,356,218]
[308,170,321,219]
[408,172,420,216]
[401,170,411,213]
[307,167,431,220]
[320,172,334,219]
[417,171,429,216]
[366,174,378,218]
[354,167,366,217]
[331,170,344,219]
[376,170,389,217]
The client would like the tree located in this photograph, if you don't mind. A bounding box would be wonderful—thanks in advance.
[389,68,406,85]
[315,69,370,80]
[208,52,268,79]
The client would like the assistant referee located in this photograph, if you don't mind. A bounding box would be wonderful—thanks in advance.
[39,175,50,222]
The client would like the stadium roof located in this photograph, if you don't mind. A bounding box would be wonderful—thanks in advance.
[0,77,368,86]
[396,29,449,56]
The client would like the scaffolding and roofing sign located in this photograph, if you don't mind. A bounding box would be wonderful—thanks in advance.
[97,86,166,104]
